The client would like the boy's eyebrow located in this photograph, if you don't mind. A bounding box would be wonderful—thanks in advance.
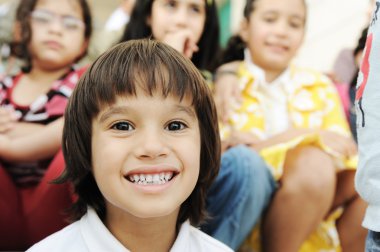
[97,104,196,123]
[175,105,197,119]
[98,106,130,124]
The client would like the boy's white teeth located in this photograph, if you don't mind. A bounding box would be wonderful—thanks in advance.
[128,172,174,185]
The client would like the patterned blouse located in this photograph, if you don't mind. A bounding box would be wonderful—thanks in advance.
[0,66,87,187]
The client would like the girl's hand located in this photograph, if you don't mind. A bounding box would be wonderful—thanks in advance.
[319,130,357,157]
[121,0,136,15]
[0,107,17,133]
[213,61,241,123]
[162,29,199,59]
[0,133,10,156]
[222,131,260,152]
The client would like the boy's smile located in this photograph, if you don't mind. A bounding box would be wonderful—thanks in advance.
[91,92,201,220]
[124,164,179,193]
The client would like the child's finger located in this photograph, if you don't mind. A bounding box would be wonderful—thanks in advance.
[0,121,14,133]
[183,38,198,58]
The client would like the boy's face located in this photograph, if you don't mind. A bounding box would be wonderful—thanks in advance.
[91,91,201,222]
[240,0,305,76]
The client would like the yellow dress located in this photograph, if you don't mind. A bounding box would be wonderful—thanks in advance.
[220,63,357,252]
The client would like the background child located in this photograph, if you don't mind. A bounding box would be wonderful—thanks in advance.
[355,1,380,250]
[28,39,232,252]
[120,0,221,73]
[119,1,277,250]
[0,0,92,249]
[217,0,367,251]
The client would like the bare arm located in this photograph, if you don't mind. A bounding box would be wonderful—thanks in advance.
[5,122,45,138]
[0,117,63,162]
[0,107,45,138]
[213,61,241,122]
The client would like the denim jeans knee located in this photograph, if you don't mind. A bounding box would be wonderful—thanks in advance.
[201,145,276,250]
[367,230,380,252]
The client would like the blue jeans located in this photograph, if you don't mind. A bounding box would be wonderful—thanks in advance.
[201,145,277,250]
[366,230,380,252]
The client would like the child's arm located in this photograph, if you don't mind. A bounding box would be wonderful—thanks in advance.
[0,107,16,133]
[5,122,45,138]
[0,117,63,162]
[0,107,45,138]
[213,61,241,123]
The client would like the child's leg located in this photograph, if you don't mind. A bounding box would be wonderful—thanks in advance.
[0,165,27,250]
[262,146,336,252]
[201,145,276,250]
[21,150,73,246]
[333,170,367,252]
[366,230,380,252]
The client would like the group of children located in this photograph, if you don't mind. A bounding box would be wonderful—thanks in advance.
[0,0,376,251]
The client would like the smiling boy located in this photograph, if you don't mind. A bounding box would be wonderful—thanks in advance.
[27,39,232,252]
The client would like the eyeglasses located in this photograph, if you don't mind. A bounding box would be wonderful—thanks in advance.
[30,9,85,31]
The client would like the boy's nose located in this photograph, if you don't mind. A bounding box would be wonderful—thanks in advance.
[135,130,169,159]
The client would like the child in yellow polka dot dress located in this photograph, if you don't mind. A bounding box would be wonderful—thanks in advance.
[218,0,367,251]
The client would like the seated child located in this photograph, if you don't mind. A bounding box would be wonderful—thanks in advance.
[217,0,367,251]
[27,39,233,252]
[0,0,92,249]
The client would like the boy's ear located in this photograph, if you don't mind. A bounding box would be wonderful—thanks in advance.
[239,18,249,43]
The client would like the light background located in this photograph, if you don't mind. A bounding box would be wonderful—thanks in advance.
[0,0,371,73]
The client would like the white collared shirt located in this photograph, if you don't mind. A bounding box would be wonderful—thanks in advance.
[244,49,293,137]
[27,208,232,252]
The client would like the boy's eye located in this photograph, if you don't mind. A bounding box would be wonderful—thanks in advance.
[111,122,134,131]
[166,121,187,131]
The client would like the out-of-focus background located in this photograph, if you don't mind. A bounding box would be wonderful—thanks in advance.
[0,0,371,73]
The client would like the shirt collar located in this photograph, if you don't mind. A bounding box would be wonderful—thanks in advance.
[81,208,130,252]
[80,208,192,252]
[243,49,293,93]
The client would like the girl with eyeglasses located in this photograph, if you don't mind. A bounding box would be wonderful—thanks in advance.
[0,0,92,250]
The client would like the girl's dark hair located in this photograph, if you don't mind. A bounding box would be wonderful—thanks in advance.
[350,26,369,88]
[11,0,92,72]
[219,35,245,65]
[243,0,306,19]
[119,0,221,72]
[353,27,369,58]
[59,39,221,227]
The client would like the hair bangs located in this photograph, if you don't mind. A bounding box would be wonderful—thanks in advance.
[85,40,205,116]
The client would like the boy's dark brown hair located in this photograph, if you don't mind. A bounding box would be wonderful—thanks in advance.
[60,39,221,227]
